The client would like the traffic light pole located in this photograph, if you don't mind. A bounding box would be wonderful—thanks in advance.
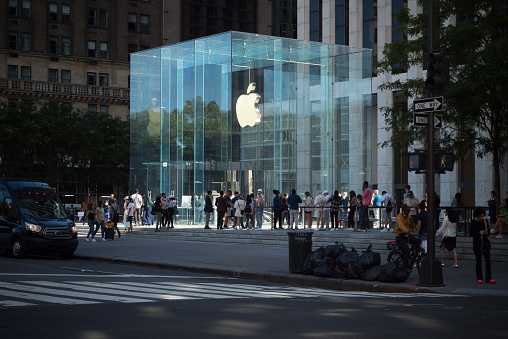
[419,0,444,286]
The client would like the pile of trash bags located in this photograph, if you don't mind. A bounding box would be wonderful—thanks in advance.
[302,243,410,283]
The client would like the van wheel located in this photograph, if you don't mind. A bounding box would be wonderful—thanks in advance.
[60,252,74,259]
[11,238,26,258]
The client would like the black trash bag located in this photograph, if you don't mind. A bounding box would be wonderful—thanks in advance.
[355,244,382,271]
[332,265,347,278]
[361,265,382,281]
[378,262,410,283]
[313,257,334,277]
[302,247,326,275]
[336,248,359,271]
[324,243,347,259]
[347,260,362,279]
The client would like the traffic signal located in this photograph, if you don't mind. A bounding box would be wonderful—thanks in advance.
[426,50,450,92]
[435,152,454,172]
[408,152,426,172]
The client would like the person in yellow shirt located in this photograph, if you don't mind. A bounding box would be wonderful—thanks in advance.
[396,204,419,269]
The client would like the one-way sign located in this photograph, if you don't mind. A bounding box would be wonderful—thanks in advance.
[413,97,443,113]
[414,113,442,128]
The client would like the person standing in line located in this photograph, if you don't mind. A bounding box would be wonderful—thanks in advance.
[255,189,264,229]
[231,191,240,228]
[223,190,233,228]
[341,192,349,224]
[152,195,162,232]
[215,191,227,229]
[357,194,364,230]
[488,191,497,225]
[403,184,411,200]
[322,190,331,230]
[281,193,289,227]
[123,197,129,224]
[361,181,372,232]
[83,203,96,242]
[436,207,459,267]
[204,190,213,229]
[126,197,135,233]
[244,194,255,229]
[381,191,395,232]
[491,199,507,239]
[347,191,357,230]
[141,194,148,225]
[329,190,341,230]
[233,194,245,229]
[415,200,428,236]
[314,190,325,230]
[130,189,143,226]
[403,191,419,226]
[93,200,106,241]
[470,207,496,284]
[287,189,302,230]
[272,189,283,229]
[166,195,175,229]
[304,191,313,228]
[372,189,382,229]
[160,193,168,227]
[108,198,122,238]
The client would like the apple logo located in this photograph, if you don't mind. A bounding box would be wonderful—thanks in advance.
[235,82,261,128]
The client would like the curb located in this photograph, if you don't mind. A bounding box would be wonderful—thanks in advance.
[73,254,437,294]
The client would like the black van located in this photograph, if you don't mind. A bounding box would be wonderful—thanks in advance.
[0,179,78,259]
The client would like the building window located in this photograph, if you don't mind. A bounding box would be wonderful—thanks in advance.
[392,0,407,73]
[335,0,349,45]
[128,44,137,61]
[128,13,137,31]
[99,73,108,87]
[62,4,70,24]
[272,0,297,38]
[88,104,97,112]
[8,65,18,79]
[21,33,31,52]
[22,0,31,19]
[99,9,109,28]
[87,7,97,26]
[363,0,377,76]
[48,68,58,82]
[21,66,31,80]
[140,15,149,34]
[49,3,58,21]
[61,70,71,83]
[61,37,70,56]
[8,32,17,50]
[99,42,108,59]
[48,36,58,54]
[87,72,96,86]
[310,0,322,42]
[87,41,96,58]
[100,105,109,113]
[9,0,17,17]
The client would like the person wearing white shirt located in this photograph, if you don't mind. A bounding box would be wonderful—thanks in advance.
[130,189,143,227]
[126,197,135,233]
[436,207,459,267]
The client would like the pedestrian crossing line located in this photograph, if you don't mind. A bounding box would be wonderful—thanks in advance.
[73,281,241,300]
[0,287,99,305]
[135,281,289,299]
[35,281,196,301]
[17,281,154,304]
[0,300,37,307]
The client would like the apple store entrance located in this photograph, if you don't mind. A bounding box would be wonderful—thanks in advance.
[130,31,373,224]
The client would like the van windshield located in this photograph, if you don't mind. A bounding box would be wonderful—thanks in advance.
[13,187,68,220]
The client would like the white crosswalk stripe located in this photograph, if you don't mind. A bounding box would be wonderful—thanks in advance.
[0,279,462,308]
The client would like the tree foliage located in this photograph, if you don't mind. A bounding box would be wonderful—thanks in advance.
[378,0,508,199]
[0,100,129,193]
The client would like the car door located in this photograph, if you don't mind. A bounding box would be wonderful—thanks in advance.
[0,195,21,248]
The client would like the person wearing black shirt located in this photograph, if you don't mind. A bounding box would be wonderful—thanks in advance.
[470,207,496,284]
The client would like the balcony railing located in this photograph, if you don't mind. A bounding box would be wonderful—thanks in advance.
[0,78,130,102]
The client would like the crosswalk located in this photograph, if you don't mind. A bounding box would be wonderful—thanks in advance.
[0,278,461,308]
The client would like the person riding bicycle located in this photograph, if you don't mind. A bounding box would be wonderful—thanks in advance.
[395,204,419,269]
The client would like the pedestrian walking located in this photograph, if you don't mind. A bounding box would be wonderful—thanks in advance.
[93,200,106,241]
[153,195,163,232]
[130,189,143,226]
[204,190,213,229]
[108,198,122,238]
[224,190,233,228]
[470,207,496,284]
[255,189,264,229]
[381,191,395,232]
[126,197,134,233]
[166,195,176,229]
[436,207,459,267]
[83,203,96,242]
[244,194,255,229]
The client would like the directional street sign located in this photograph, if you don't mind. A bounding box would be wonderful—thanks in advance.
[413,97,443,113]
[414,113,442,128]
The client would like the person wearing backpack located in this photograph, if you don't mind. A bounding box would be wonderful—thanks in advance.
[108,198,122,238]
[381,191,395,232]
[244,194,255,230]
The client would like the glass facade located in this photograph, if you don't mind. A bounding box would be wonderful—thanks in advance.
[130,32,372,223]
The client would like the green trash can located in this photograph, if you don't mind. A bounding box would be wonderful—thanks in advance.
[287,231,313,273]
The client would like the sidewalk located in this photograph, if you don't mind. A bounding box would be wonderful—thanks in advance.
[73,226,508,296]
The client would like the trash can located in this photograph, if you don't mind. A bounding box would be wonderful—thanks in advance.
[287,231,313,273]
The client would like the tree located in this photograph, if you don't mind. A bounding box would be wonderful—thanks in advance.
[378,0,508,205]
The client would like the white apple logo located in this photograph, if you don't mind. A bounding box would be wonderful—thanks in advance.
[235,82,261,128]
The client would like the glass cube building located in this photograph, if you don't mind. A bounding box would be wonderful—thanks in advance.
[130,32,372,222]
